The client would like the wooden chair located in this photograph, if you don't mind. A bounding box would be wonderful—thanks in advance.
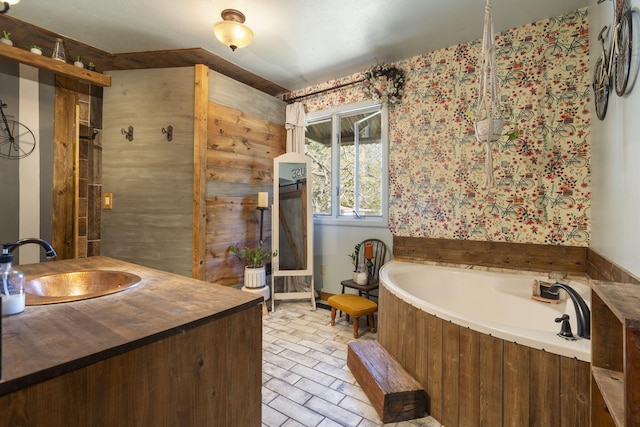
[341,238,387,301]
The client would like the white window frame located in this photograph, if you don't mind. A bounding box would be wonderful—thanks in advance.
[306,100,389,227]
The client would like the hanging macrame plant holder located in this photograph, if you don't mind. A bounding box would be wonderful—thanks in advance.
[475,0,502,189]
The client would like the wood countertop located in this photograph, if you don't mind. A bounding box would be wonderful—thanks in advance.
[0,256,262,396]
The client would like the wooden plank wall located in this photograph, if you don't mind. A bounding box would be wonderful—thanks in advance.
[101,68,196,277]
[378,285,591,426]
[51,76,79,260]
[192,64,208,280]
[205,102,286,285]
[394,236,588,274]
[587,248,640,284]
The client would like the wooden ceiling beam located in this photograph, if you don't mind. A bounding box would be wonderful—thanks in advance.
[0,14,289,97]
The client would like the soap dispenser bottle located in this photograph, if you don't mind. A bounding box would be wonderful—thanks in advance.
[0,250,25,316]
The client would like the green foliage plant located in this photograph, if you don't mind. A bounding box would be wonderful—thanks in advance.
[348,243,361,269]
[228,241,277,268]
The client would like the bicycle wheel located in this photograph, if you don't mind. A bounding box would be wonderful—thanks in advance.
[553,196,575,209]
[554,123,576,138]
[534,195,549,210]
[570,229,589,243]
[592,56,609,120]
[543,44,564,61]
[0,120,36,159]
[615,10,633,96]
[517,178,535,190]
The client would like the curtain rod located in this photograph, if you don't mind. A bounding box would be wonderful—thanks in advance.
[285,77,366,104]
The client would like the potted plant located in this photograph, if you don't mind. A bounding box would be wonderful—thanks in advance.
[85,61,95,71]
[475,117,504,142]
[228,241,277,289]
[1,31,12,46]
[74,56,84,68]
[30,45,42,55]
[467,110,519,143]
[348,243,361,282]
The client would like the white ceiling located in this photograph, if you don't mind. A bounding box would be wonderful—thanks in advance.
[8,0,589,92]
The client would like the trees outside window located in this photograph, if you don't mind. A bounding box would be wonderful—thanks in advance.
[305,101,388,225]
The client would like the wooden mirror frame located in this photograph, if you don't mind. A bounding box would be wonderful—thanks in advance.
[271,152,315,311]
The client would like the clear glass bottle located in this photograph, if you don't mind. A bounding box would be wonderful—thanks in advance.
[51,38,66,62]
[0,252,25,316]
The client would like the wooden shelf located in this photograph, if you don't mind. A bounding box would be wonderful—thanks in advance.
[592,367,624,426]
[0,42,111,87]
[591,280,640,426]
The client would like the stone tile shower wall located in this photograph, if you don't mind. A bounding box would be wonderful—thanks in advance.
[297,8,590,246]
[78,82,103,258]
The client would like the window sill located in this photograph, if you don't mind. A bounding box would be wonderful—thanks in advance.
[313,217,388,228]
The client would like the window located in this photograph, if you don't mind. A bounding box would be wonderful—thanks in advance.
[305,101,388,225]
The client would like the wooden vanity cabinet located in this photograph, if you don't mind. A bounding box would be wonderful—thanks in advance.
[0,304,261,426]
[0,257,263,426]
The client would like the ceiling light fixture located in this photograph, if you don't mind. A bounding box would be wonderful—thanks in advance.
[1,0,20,14]
[213,9,253,52]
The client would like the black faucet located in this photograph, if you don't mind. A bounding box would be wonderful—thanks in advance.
[548,283,590,339]
[1,238,57,259]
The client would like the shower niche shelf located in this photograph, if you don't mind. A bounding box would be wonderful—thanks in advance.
[591,280,640,426]
[0,42,111,87]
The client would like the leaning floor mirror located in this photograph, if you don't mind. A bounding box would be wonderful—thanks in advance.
[271,152,316,311]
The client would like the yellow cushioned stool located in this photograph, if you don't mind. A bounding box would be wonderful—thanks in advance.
[327,294,378,338]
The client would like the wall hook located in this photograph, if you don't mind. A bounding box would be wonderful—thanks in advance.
[121,126,134,142]
[162,125,173,142]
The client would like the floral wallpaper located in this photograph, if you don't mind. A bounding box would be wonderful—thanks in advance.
[295,8,590,246]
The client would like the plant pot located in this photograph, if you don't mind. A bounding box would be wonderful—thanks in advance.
[30,48,42,55]
[86,64,95,71]
[352,271,359,282]
[74,61,84,68]
[244,266,266,289]
[0,38,12,46]
[356,271,368,285]
[475,118,504,142]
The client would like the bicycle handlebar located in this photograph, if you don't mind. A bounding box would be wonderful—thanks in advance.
[598,25,609,42]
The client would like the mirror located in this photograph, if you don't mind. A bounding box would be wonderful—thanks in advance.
[276,162,308,270]
[272,152,315,310]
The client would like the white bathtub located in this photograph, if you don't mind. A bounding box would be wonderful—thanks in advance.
[379,260,591,362]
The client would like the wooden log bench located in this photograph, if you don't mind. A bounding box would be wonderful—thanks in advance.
[347,340,427,423]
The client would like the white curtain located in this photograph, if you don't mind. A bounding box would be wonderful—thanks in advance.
[286,102,306,153]
[284,102,310,292]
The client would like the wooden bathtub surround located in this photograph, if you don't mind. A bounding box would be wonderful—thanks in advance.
[587,248,640,285]
[347,341,426,423]
[393,236,588,274]
[590,281,640,426]
[0,256,263,426]
[387,239,640,426]
[377,285,590,426]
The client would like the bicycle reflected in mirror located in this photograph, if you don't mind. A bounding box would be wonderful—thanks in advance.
[0,100,36,160]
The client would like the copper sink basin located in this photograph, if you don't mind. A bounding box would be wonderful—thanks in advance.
[25,270,142,305]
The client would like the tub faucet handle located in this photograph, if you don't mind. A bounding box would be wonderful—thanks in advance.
[555,314,576,341]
